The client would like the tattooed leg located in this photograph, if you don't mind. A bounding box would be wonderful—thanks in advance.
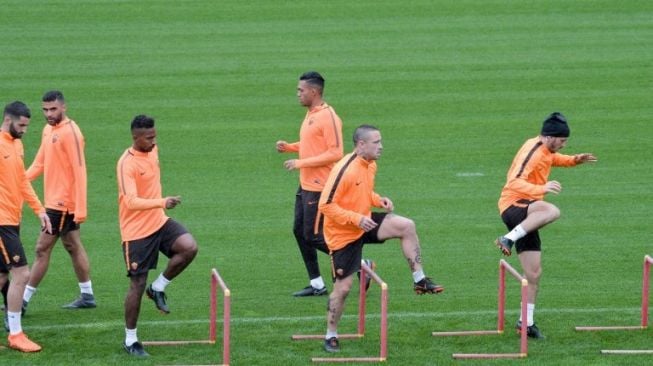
[406,246,423,272]
[326,275,354,332]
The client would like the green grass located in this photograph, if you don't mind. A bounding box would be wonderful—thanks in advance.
[1,0,652,364]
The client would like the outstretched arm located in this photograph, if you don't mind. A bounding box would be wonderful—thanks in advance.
[574,153,597,164]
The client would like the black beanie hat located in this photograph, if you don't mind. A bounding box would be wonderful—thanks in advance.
[541,112,570,137]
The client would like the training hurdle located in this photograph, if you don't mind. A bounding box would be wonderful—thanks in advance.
[576,255,653,356]
[143,268,231,366]
[292,261,388,363]
[432,259,528,359]
[575,255,652,332]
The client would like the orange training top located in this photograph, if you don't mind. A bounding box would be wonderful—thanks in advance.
[319,153,383,251]
[116,145,168,241]
[283,102,343,191]
[498,136,577,214]
[0,131,45,225]
[26,118,87,221]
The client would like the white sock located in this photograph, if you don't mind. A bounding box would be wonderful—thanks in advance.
[151,273,171,292]
[7,311,22,335]
[79,281,93,295]
[310,277,325,290]
[326,330,338,339]
[505,225,527,242]
[412,270,426,283]
[125,328,138,346]
[519,303,535,326]
[23,285,37,302]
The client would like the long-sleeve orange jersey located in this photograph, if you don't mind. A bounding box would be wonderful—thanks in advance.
[283,103,343,192]
[498,137,577,214]
[0,131,45,225]
[26,118,87,221]
[319,153,383,251]
[116,146,168,242]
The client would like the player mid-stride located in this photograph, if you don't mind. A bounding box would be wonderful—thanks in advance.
[495,112,596,339]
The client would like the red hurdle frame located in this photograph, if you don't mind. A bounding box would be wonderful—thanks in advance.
[576,255,653,356]
[432,259,528,359]
[143,268,231,366]
[575,255,652,332]
[292,261,388,363]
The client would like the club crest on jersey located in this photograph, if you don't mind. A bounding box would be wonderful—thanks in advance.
[52,134,59,143]
[308,118,315,125]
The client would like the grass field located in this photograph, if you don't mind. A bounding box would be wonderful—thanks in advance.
[1,0,652,365]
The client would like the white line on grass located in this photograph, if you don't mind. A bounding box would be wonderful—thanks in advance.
[27,306,640,331]
[455,172,485,177]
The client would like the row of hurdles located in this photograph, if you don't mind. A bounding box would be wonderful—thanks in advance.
[140,255,653,364]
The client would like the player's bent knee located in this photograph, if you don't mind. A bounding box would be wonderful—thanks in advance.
[395,216,416,238]
[542,202,561,221]
[185,242,199,262]
[543,203,560,221]
[173,234,198,252]
[189,243,198,257]
[379,215,414,239]
[187,237,199,252]
[403,217,416,233]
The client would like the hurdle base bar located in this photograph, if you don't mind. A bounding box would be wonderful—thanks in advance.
[163,364,227,366]
[432,330,501,337]
[431,260,529,359]
[145,268,231,366]
[575,325,646,331]
[143,340,216,346]
[453,353,527,359]
[312,357,386,363]
[294,261,388,363]
[601,350,653,355]
[292,334,363,340]
[576,255,653,333]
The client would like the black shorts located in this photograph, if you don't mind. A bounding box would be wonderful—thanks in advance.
[330,212,388,280]
[122,219,189,277]
[0,225,28,271]
[294,187,325,244]
[47,208,80,236]
[501,199,541,253]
